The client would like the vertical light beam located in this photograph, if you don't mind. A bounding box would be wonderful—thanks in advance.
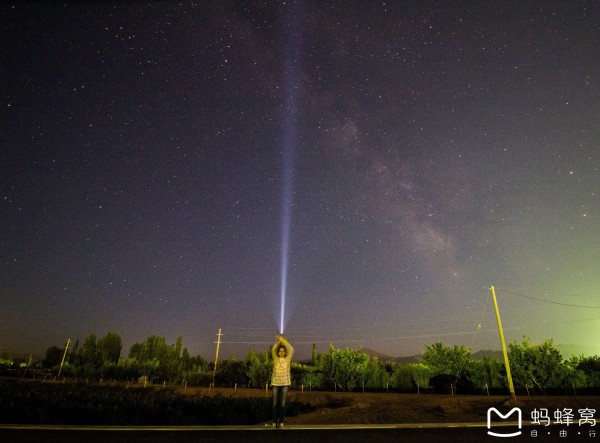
[279,148,292,334]
[279,2,302,334]
[280,97,295,334]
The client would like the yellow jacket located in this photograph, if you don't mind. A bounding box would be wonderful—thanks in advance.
[271,337,294,386]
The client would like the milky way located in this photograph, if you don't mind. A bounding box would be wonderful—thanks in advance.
[1,1,599,360]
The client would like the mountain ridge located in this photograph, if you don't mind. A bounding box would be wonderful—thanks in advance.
[357,347,505,363]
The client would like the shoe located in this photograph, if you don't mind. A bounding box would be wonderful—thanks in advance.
[279,423,285,428]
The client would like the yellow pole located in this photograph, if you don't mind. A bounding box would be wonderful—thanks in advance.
[490,286,516,401]
[57,338,70,378]
[212,328,222,387]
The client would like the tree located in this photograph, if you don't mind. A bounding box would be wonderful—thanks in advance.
[179,354,210,386]
[391,364,414,390]
[164,335,184,381]
[129,335,168,363]
[328,345,368,391]
[180,348,192,371]
[421,342,472,393]
[563,355,588,390]
[128,335,176,381]
[576,355,600,374]
[575,355,600,388]
[98,332,122,365]
[299,364,326,389]
[244,349,271,388]
[421,342,471,381]
[364,356,390,389]
[313,349,330,372]
[467,357,504,390]
[81,334,99,366]
[99,362,122,380]
[216,356,248,386]
[508,337,568,392]
[410,363,432,390]
[68,339,81,365]
[42,346,63,369]
[390,363,432,391]
[118,358,141,381]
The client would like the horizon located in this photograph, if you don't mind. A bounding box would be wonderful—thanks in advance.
[4,332,597,364]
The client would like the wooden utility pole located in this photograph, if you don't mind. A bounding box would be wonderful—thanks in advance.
[57,338,70,378]
[490,286,516,401]
[212,328,222,387]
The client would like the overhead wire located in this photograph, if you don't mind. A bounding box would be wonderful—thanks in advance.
[218,287,596,346]
[220,311,503,345]
[496,287,600,309]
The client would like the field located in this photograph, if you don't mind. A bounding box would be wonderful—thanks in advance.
[1,377,598,427]
[284,390,599,426]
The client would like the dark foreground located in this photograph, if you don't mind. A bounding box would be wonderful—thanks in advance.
[1,423,596,443]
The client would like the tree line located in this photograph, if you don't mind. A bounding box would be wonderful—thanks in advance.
[3,333,599,394]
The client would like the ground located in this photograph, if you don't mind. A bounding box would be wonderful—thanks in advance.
[195,387,599,426]
[282,391,597,425]
[2,376,597,427]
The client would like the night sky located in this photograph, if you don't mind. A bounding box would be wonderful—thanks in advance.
[2,1,599,361]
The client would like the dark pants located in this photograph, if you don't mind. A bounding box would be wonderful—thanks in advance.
[272,385,288,423]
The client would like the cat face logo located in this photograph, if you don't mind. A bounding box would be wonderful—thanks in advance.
[487,407,522,438]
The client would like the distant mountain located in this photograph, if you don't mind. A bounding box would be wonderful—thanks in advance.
[351,345,598,365]
[357,347,395,361]
[556,343,599,358]
[471,350,504,361]
[393,355,422,364]
[358,347,421,364]
[358,347,506,363]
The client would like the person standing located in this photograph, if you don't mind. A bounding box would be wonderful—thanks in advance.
[270,334,294,428]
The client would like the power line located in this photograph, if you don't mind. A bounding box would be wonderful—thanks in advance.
[496,287,600,309]
[199,304,514,339]
[213,287,600,347]
[221,326,525,346]
[218,315,487,340]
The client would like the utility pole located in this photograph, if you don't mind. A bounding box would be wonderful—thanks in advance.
[57,338,71,378]
[212,328,222,387]
[490,285,516,401]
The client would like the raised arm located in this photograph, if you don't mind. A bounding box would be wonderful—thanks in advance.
[279,335,294,360]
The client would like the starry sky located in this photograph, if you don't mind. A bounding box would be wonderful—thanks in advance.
[2,1,600,361]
